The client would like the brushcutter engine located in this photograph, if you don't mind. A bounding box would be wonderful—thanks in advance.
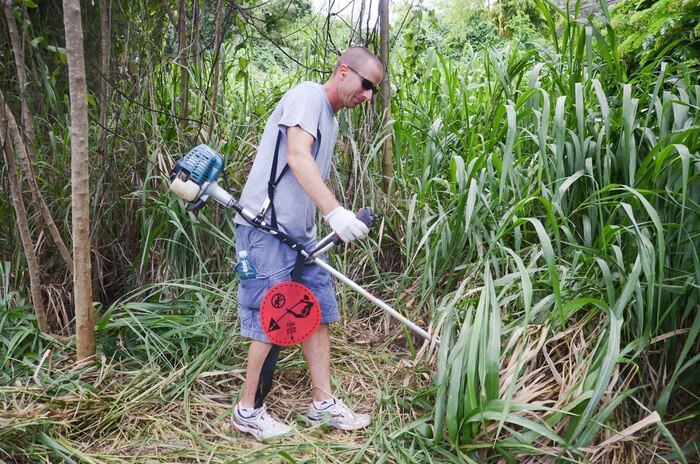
[169,144,239,212]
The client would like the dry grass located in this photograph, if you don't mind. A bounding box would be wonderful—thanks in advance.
[467,314,685,463]
[2,292,693,463]
[0,312,433,463]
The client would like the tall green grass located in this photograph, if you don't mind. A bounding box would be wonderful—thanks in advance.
[377,0,699,461]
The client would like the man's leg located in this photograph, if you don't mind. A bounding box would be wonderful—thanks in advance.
[240,340,273,407]
[232,225,294,440]
[233,339,293,440]
[302,323,372,430]
[255,345,281,408]
[298,259,370,430]
[301,323,333,402]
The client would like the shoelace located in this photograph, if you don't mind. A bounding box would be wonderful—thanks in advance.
[256,407,286,429]
[335,400,357,419]
[315,399,355,420]
[240,405,267,421]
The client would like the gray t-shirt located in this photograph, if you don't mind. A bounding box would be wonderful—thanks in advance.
[234,82,338,244]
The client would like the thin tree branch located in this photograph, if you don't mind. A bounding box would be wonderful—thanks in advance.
[379,0,394,195]
[162,0,177,29]
[208,0,225,142]
[0,93,74,274]
[0,100,50,334]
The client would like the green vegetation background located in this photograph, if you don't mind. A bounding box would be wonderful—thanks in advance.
[1,0,698,462]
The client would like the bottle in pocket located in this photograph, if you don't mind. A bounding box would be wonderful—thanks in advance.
[236,250,257,280]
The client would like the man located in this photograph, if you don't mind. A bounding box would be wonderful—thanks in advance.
[232,47,383,441]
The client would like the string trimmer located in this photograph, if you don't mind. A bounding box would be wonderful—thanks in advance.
[169,144,438,404]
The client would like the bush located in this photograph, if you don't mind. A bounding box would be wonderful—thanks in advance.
[611,0,700,66]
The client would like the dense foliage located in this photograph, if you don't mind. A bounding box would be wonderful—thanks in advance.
[611,0,700,66]
[1,0,699,462]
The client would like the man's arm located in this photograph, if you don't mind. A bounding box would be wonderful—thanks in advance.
[286,125,340,216]
[285,125,368,242]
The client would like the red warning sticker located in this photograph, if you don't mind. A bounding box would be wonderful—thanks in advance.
[260,281,321,346]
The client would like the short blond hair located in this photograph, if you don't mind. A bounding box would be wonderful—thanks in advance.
[333,46,383,76]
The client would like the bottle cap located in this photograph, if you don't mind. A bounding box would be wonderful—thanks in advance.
[239,250,248,258]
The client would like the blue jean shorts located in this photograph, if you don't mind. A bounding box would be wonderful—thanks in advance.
[235,225,339,343]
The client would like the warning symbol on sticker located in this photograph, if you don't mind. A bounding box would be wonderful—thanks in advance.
[260,281,320,346]
[268,318,281,332]
[271,293,285,308]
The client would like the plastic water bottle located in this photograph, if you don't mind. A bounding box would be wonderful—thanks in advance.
[235,251,257,280]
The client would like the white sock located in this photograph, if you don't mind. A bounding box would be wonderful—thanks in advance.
[314,398,335,409]
[237,403,257,416]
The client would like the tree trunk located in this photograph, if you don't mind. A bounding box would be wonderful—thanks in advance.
[3,4,37,163]
[178,0,189,124]
[499,0,503,37]
[63,0,95,362]
[379,0,394,196]
[4,3,46,240]
[208,0,224,141]
[98,0,111,146]
[0,103,50,334]
[193,0,201,77]
[0,88,74,273]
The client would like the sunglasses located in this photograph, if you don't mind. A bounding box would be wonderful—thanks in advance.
[346,66,378,96]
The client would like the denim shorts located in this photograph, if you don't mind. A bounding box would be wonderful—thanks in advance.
[235,225,339,343]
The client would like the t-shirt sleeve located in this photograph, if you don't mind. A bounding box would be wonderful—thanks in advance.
[277,84,323,140]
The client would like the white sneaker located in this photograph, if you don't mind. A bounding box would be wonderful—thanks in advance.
[232,403,292,441]
[307,399,371,431]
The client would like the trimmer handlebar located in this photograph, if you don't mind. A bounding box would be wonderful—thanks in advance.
[310,207,377,258]
[356,207,377,229]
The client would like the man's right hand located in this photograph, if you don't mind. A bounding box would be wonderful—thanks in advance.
[324,207,370,242]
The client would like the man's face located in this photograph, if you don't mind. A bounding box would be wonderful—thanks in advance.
[339,62,382,109]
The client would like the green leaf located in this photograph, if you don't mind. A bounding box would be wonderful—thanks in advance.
[499,105,516,197]
[527,218,563,326]
[277,451,297,463]
[484,270,500,401]
[466,410,565,445]
[656,307,700,416]
[46,45,67,64]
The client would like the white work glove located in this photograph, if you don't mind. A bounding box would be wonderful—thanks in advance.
[324,206,370,242]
